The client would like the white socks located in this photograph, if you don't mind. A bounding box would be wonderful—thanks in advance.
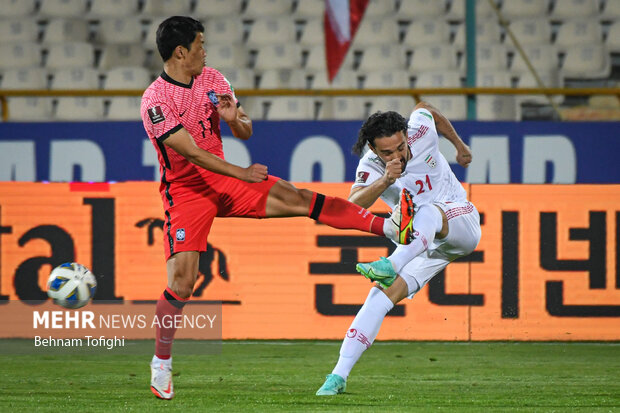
[389,204,443,273]
[331,287,394,380]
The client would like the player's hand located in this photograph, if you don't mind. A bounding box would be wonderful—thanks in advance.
[456,144,472,168]
[383,158,402,185]
[215,93,237,123]
[242,163,268,183]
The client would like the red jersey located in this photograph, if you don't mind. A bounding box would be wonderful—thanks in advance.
[141,67,238,191]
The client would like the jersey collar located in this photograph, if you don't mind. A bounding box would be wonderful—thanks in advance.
[160,71,194,89]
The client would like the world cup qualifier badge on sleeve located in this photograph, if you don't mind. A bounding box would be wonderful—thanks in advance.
[148,106,165,124]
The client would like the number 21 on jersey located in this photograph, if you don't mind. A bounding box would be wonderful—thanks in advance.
[414,174,433,195]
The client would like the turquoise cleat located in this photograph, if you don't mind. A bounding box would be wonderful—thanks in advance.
[356,257,397,289]
[316,374,346,396]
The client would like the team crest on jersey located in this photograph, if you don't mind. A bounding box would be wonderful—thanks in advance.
[148,106,165,124]
[356,171,370,183]
[425,153,436,168]
[176,228,186,242]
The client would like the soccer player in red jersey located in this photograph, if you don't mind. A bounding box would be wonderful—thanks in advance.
[141,16,413,399]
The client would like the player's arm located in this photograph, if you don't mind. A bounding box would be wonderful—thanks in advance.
[348,158,401,209]
[163,126,266,182]
[216,93,252,140]
[415,101,472,168]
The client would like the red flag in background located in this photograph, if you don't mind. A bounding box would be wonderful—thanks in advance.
[324,0,369,82]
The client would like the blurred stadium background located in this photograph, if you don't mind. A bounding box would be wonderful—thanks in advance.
[0,0,619,121]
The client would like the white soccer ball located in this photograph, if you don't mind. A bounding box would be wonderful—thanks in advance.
[46,262,97,309]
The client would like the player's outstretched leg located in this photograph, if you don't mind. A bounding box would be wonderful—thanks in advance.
[151,356,174,399]
[316,373,346,396]
[356,257,398,289]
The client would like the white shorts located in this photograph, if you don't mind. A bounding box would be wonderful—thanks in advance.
[396,201,481,298]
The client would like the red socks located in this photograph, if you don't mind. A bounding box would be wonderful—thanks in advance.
[309,193,385,236]
[154,287,188,359]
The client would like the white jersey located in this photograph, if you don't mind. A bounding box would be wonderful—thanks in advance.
[352,108,467,211]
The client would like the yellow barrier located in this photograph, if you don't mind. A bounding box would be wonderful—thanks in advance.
[0,182,618,340]
[2,87,619,121]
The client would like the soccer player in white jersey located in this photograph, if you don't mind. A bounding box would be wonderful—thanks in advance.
[316,102,482,395]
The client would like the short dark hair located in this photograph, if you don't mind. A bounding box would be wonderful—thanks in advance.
[352,111,408,155]
[156,16,205,61]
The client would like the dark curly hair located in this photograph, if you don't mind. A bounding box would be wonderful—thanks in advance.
[352,111,408,155]
[156,16,204,62]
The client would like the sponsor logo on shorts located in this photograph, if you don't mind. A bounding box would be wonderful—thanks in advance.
[346,328,357,338]
[176,228,185,242]
[148,106,165,124]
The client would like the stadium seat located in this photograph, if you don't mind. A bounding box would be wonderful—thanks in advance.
[96,17,144,44]
[6,97,54,121]
[106,97,141,120]
[475,70,519,121]
[476,95,519,120]
[554,18,603,50]
[265,97,314,120]
[194,0,243,18]
[240,96,268,119]
[253,44,301,70]
[242,0,293,18]
[55,97,105,121]
[0,68,48,90]
[420,95,467,120]
[460,44,509,73]
[549,0,600,20]
[357,45,406,71]
[606,20,620,52]
[362,70,411,89]
[203,17,245,46]
[516,70,564,104]
[302,44,327,71]
[143,18,167,51]
[368,96,416,115]
[45,42,94,70]
[397,0,446,19]
[246,17,297,46]
[51,68,99,90]
[409,45,458,72]
[293,0,324,18]
[363,0,397,17]
[601,0,620,20]
[299,18,324,46]
[258,68,306,89]
[141,0,192,18]
[0,0,36,17]
[320,97,369,120]
[453,20,502,50]
[204,43,247,70]
[415,70,462,88]
[42,18,90,44]
[309,69,358,89]
[0,19,38,43]
[561,44,611,79]
[504,18,552,49]
[98,44,147,70]
[510,44,559,74]
[88,0,139,17]
[403,20,451,47]
[352,17,400,47]
[104,67,151,90]
[0,43,41,70]
[38,0,88,18]
[218,67,255,89]
[500,0,550,20]
[446,0,498,21]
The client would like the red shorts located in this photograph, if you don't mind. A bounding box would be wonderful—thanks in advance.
[161,174,280,260]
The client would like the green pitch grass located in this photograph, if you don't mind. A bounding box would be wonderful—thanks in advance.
[0,340,618,412]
